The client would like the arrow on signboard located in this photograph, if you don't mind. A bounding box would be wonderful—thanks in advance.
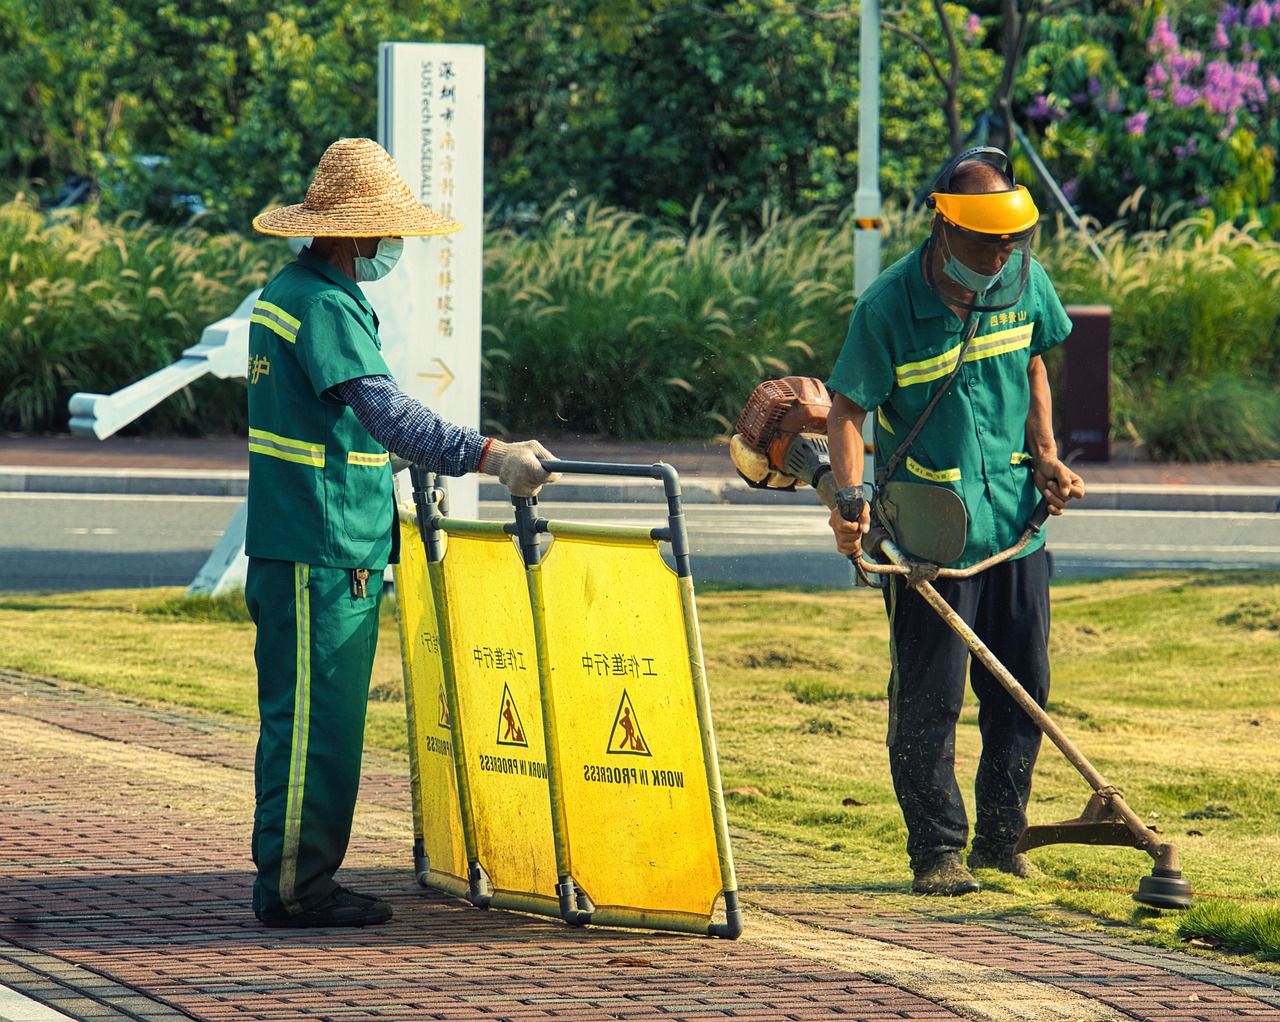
[417,358,454,396]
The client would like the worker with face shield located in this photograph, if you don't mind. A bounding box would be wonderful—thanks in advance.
[825,147,1085,896]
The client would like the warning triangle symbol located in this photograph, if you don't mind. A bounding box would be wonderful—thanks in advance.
[437,686,452,730]
[495,684,528,747]
[607,690,652,757]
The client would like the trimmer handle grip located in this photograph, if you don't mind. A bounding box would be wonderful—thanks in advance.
[834,486,867,525]
[834,486,877,585]
[1028,496,1051,534]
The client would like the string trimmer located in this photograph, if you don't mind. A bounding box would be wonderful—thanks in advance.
[729,375,1194,910]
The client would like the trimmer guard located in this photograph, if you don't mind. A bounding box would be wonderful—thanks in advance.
[874,481,969,565]
[1015,792,1146,853]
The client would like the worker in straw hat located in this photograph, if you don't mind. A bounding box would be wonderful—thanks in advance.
[245,137,558,928]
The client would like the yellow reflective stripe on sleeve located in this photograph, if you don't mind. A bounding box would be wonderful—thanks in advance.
[347,451,390,467]
[907,456,961,483]
[248,428,325,467]
[894,323,1035,389]
[1011,451,1035,466]
[279,562,312,913]
[251,300,301,344]
[876,406,896,435]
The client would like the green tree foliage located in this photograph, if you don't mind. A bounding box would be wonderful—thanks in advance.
[0,0,139,181]
[467,0,1002,225]
[6,0,1280,231]
[3,0,460,227]
[5,0,1006,230]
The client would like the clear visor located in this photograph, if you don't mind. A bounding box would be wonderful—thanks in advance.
[927,223,1034,314]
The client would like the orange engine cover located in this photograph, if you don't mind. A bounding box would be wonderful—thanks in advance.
[734,376,832,471]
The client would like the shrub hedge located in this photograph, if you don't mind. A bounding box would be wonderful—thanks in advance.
[2,192,1276,461]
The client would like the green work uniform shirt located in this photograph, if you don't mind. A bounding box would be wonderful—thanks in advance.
[827,241,1072,569]
[245,246,398,570]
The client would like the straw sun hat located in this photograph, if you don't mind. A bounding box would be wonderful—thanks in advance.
[252,137,461,238]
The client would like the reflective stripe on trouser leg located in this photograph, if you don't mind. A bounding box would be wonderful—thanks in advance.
[247,558,382,920]
[278,562,312,910]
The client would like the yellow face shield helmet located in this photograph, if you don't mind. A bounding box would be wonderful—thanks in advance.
[929,186,1039,241]
[923,146,1040,313]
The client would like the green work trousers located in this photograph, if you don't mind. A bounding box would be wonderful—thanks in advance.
[245,557,384,922]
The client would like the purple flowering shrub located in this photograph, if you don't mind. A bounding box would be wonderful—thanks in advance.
[1022,3,1280,231]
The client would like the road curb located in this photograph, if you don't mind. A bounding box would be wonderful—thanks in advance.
[1,464,1276,513]
[0,466,249,498]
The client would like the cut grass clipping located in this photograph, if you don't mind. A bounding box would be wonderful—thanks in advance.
[1,570,1278,965]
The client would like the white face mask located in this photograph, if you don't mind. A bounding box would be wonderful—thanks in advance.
[939,230,1004,293]
[353,237,404,282]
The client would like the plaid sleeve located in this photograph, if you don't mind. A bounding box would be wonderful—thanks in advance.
[333,375,488,476]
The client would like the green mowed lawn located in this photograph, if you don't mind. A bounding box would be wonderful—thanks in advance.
[1,570,1278,963]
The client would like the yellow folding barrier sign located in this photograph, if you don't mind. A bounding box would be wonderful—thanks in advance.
[424,522,560,915]
[534,531,731,932]
[397,463,741,938]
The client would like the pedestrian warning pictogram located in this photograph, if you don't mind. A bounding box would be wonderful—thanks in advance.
[607,691,650,756]
[496,685,527,747]
[536,533,726,926]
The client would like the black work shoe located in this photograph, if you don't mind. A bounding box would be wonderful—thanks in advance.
[912,854,981,896]
[260,887,393,929]
[968,849,1039,878]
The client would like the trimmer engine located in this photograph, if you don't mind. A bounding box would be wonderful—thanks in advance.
[729,376,838,505]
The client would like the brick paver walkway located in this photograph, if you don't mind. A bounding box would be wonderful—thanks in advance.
[2,670,1278,1022]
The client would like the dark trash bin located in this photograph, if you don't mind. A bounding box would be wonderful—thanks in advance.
[1061,305,1111,462]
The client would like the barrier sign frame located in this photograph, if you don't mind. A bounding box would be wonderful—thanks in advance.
[393,510,470,898]
[397,461,742,938]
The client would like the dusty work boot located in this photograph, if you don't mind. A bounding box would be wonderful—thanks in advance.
[968,848,1039,878]
[912,854,981,896]
[260,887,393,929]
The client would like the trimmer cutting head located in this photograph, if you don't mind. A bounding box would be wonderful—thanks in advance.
[1016,792,1193,910]
[1135,868,1194,910]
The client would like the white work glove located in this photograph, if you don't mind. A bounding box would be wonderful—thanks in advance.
[481,439,560,498]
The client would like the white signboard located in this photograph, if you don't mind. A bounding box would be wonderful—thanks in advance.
[368,42,485,518]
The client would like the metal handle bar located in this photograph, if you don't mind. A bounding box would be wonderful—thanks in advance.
[516,459,694,577]
[854,497,1051,580]
[540,458,678,486]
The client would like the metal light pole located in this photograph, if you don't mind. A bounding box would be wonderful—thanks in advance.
[853,0,882,298]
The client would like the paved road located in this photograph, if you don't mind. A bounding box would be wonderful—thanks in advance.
[559,501,1280,582]
[2,492,1279,592]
